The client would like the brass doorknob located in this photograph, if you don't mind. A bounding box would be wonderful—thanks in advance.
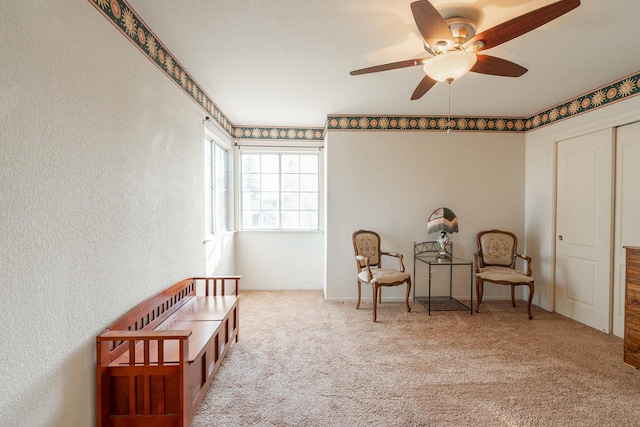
[558,235,563,241]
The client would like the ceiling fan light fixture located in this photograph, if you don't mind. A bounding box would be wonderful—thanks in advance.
[423,50,477,83]
[434,40,449,52]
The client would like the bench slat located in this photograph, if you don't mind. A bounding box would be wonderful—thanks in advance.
[169,296,238,321]
[110,320,222,365]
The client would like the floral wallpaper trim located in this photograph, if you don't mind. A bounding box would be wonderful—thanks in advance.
[88,0,324,142]
[524,72,639,130]
[233,127,324,141]
[325,115,525,132]
[88,0,235,137]
[326,72,640,133]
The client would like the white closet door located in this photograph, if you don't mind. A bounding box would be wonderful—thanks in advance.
[555,129,614,333]
[613,121,640,337]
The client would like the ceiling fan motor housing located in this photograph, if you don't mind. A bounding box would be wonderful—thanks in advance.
[442,17,476,49]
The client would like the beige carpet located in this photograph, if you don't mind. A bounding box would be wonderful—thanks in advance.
[193,290,640,426]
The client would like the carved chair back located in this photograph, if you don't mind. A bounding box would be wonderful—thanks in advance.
[476,230,518,269]
[352,229,382,270]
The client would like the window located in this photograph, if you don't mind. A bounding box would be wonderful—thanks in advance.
[241,152,319,230]
[205,138,229,234]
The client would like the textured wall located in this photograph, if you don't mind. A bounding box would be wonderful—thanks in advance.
[324,130,526,301]
[0,2,210,425]
[235,231,324,290]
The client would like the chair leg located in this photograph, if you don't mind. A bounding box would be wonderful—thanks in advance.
[405,278,412,313]
[476,278,484,313]
[527,281,535,320]
[378,288,382,304]
[356,281,361,309]
[372,285,378,322]
[511,285,516,307]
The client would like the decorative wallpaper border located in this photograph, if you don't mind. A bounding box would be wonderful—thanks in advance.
[89,0,237,137]
[90,0,638,139]
[88,0,324,142]
[325,115,525,132]
[327,72,640,133]
[233,127,324,141]
[525,72,639,130]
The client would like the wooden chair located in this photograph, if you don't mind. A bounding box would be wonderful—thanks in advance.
[352,229,411,322]
[474,230,534,319]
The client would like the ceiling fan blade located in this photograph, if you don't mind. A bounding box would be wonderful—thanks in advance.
[471,55,528,77]
[411,75,437,100]
[411,0,453,49]
[350,57,429,76]
[468,0,580,51]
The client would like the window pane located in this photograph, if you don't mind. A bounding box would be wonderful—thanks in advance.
[242,154,260,173]
[216,189,226,206]
[300,193,318,210]
[261,155,279,173]
[300,174,317,192]
[281,155,299,173]
[300,211,318,229]
[261,174,279,192]
[243,192,260,210]
[204,140,213,235]
[243,211,260,229]
[261,192,279,210]
[207,140,229,234]
[281,174,299,192]
[261,211,279,228]
[215,165,225,185]
[282,211,299,229]
[282,192,299,210]
[216,210,227,232]
[300,155,318,173]
[242,174,260,191]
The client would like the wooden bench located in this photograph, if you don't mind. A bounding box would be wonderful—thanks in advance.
[96,276,240,427]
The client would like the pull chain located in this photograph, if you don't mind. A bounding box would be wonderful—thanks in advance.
[447,80,452,134]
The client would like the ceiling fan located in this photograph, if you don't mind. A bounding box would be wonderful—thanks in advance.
[350,0,581,100]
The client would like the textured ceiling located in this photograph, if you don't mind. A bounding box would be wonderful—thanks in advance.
[127,0,640,128]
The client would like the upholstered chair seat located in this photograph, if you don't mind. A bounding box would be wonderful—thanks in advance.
[357,268,411,285]
[474,230,535,319]
[352,230,411,322]
[477,267,534,285]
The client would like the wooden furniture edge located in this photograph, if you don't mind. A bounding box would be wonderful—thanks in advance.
[96,276,240,427]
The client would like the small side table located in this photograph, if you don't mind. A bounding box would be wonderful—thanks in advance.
[413,241,474,315]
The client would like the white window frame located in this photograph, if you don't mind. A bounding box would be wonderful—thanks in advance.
[238,147,323,231]
[204,132,232,236]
